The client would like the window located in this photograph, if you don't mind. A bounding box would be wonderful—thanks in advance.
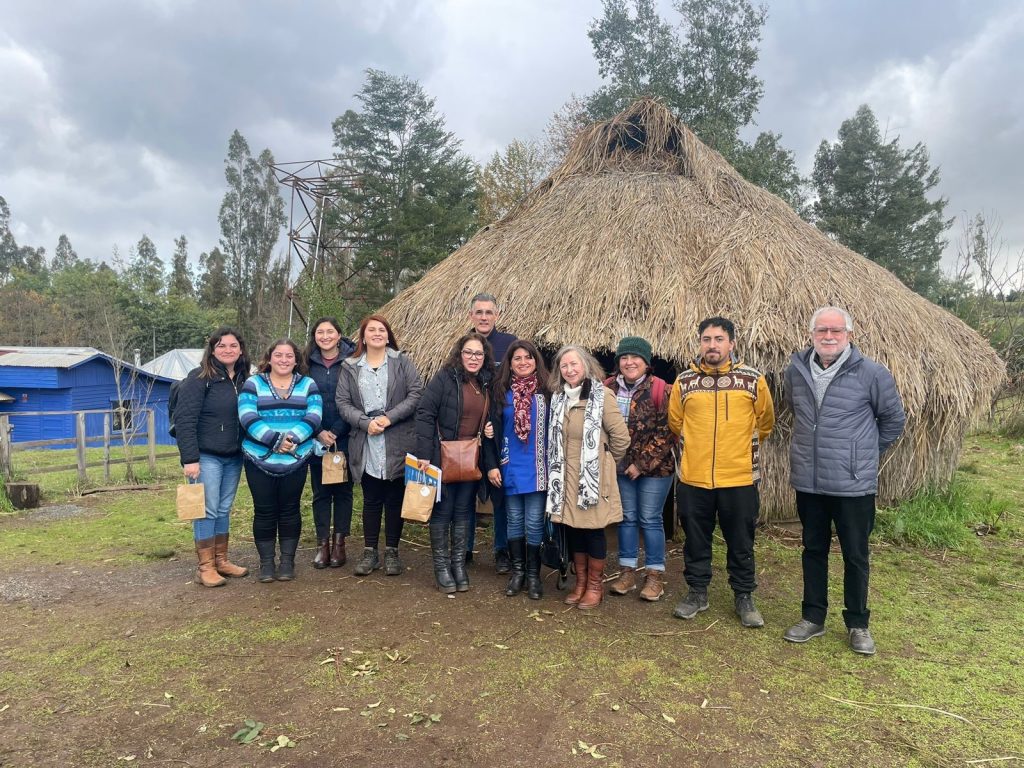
[112,400,134,432]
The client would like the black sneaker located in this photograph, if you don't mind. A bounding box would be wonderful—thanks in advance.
[494,548,511,575]
[848,627,876,656]
[353,548,380,576]
[784,619,825,643]
[672,589,709,619]
[734,593,764,628]
[383,547,403,576]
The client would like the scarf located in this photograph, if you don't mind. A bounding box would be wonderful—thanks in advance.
[546,378,604,518]
[614,373,645,419]
[810,344,852,407]
[510,373,538,442]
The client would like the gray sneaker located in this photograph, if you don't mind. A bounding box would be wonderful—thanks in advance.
[734,593,764,628]
[784,619,826,643]
[672,589,709,620]
[848,627,876,656]
[383,547,403,576]
[353,547,380,576]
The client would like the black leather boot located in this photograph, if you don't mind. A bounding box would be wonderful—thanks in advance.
[429,523,456,594]
[525,543,543,600]
[450,519,470,592]
[504,537,526,596]
[255,539,277,583]
[277,538,298,581]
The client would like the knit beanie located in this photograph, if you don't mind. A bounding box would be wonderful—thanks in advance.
[615,336,652,366]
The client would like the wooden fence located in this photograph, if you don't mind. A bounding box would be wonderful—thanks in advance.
[0,409,178,483]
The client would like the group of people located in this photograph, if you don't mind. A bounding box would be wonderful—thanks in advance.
[175,295,905,656]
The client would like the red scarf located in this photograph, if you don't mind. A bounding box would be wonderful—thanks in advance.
[510,374,538,442]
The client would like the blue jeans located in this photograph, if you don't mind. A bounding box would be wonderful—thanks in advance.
[616,474,672,571]
[505,491,546,545]
[193,453,243,541]
[467,492,508,553]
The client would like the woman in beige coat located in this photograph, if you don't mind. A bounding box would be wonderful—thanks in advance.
[546,346,630,609]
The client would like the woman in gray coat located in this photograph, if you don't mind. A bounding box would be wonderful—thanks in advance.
[336,314,423,577]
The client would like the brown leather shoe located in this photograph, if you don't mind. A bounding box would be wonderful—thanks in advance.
[609,565,637,595]
[564,552,589,605]
[639,570,665,602]
[312,537,330,569]
[329,533,346,567]
[577,557,606,610]
[195,539,226,587]
[213,534,248,578]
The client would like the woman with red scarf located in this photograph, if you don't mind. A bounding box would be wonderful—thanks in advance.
[485,341,550,599]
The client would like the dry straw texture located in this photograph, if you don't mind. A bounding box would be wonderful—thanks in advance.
[379,98,1005,519]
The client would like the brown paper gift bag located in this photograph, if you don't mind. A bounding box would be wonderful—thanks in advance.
[176,481,206,521]
[321,446,349,484]
[401,481,435,523]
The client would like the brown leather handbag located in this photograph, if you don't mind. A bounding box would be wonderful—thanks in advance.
[439,391,489,484]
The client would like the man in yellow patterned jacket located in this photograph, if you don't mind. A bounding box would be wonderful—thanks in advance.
[668,317,775,628]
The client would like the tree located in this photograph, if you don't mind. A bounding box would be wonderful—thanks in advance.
[125,234,164,296]
[0,196,19,285]
[218,130,287,339]
[477,139,548,225]
[540,94,592,173]
[197,247,231,307]
[732,131,808,214]
[168,234,195,298]
[331,69,477,309]
[812,105,950,297]
[52,234,79,272]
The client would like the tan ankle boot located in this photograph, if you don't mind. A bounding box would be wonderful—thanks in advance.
[609,565,637,595]
[213,534,248,578]
[639,570,665,602]
[564,552,589,605]
[577,557,606,610]
[195,539,226,587]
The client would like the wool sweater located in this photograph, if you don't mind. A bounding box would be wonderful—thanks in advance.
[238,373,322,475]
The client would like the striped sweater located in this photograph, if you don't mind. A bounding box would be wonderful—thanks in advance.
[238,373,322,475]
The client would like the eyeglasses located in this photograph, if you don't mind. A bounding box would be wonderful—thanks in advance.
[813,327,849,336]
[462,350,485,359]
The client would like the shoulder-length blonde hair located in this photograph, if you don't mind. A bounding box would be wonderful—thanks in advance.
[548,345,606,392]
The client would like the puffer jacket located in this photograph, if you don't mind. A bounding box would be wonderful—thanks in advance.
[307,345,354,453]
[668,358,775,489]
[785,345,906,496]
[415,366,496,469]
[174,361,247,465]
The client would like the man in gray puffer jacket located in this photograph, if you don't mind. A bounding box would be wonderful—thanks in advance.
[783,307,905,656]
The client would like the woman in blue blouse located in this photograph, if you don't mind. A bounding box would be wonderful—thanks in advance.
[239,339,322,582]
[486,340,550,599]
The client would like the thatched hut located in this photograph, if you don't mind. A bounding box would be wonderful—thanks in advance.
[379,98,1005,520]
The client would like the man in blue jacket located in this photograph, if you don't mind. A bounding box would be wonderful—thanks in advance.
[783,307,906,656]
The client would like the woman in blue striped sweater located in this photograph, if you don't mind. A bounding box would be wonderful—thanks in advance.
[239,339,323,582]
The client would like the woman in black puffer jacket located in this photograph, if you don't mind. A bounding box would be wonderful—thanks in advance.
[174,327,251,588]
[415,332,496,594]
[304,317,356,569]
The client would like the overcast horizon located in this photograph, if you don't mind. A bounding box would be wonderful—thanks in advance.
[2,0,1022,279]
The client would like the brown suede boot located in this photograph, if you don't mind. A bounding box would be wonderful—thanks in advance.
[577,557,606,610]
[195,539,226,587]
[609,565,637,595]
[312,537,330,569]
[564,552,589,605]
[329,533,346,567]
[213,534,248,578]
[639,570,665,602]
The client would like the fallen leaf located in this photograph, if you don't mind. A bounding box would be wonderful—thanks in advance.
[610,704,620,712]
[494,644,510,650]
[332,707,349,712]
[163,692,174,700]
[700,698,708,709]
[320,657,336,665]
[367,700,382,709]
[662,713,676,723]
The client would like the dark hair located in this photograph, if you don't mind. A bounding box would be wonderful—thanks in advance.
[494,340,549,403]
[698,316,736,341]
[351,314,399,358]
[199,326,250,381]
[443,332,494,378]
[304,317,345,365]
[257,338,308,376]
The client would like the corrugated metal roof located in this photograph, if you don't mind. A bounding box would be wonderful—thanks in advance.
[0,346,104,368]
[142,349,203,380]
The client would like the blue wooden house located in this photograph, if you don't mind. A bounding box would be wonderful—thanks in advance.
[0,347,176,447]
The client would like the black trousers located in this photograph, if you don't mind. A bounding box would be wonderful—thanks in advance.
[309,457,354,539]
[360,473,405,549]
[796,491,876,629]
[566,526,607,559]
[245,461,307,543]
[678,482,759,593]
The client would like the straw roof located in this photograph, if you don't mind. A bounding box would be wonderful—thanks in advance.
[379,98,1005,519]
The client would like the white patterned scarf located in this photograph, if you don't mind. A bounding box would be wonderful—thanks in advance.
[546,378,604,519]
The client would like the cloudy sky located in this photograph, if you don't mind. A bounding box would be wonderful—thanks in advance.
[1,0,1022,276]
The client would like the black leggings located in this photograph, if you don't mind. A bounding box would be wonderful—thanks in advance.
[245,461,308,542]
[360,473,405,548]
[567,526,607,559]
